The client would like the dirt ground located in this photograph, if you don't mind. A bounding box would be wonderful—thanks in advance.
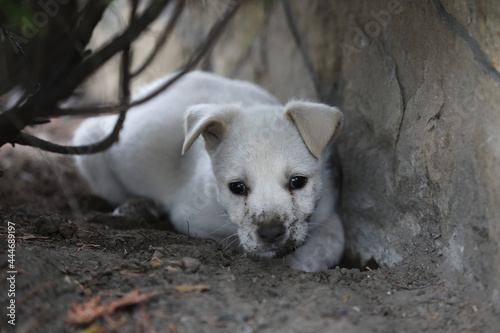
[1,119,499,333]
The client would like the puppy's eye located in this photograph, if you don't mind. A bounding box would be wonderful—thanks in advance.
[289,176,307,190]
[228,182,247,196]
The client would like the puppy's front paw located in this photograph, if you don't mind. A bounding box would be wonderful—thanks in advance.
[284,248,332,272]
[283,226,344,272]
[113,198,165,225]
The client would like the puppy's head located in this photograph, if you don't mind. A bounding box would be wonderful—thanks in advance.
[182,101,342,258]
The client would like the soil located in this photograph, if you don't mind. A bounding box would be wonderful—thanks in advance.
[1,119,499,333]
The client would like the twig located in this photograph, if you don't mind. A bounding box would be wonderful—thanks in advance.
[120,0,136,103]
[2,28,25,55]
[131,0,186,78]
[77,0,111,47]
[281,0,322,94]
[48,104,130,118]
[126,0,242,107]
[77,244,102,251]
[39,0,109,91]
[18,235,50,240]
[46,0,241,119]
[40,0,172,105]
[12,112,126,155]
[6,0,242,154]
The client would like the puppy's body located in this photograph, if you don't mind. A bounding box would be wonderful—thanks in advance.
[74,71,344,271]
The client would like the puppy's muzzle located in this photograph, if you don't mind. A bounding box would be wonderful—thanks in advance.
[253,222,298,257]
[257,224,286,244]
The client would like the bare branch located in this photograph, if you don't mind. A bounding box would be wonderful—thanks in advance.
[131,0,186,78]
[43,0,242,119]
[6,0,242,155]
[40,0,172,105]
[0,0,171,148]
[11,112,127,155]
[120,0,137,103]
[6,0,136,155]
[77,0,111,47]
[281,0,323,98]
[132,0,242,106]
[48,104,130,118]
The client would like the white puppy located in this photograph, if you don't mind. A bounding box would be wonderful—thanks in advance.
[73,71,344,272]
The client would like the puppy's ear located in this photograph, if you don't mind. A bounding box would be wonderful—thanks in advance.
[285,101,343,158]
[182,104,239,154]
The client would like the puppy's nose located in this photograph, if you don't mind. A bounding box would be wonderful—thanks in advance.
[257,224,286,243]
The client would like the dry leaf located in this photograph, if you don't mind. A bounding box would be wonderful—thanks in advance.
[107,290,159,313]
[67,296,104,324]
[66,290,159,324]
[166,260,183,266]
[19,235,50,240]
[165,265,180,273]
[150,257,163,267]
[174,284,210,293]
[119,269,143,277]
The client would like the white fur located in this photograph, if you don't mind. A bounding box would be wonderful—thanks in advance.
[73,71,344,272]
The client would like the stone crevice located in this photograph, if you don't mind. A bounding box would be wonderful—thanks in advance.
[433,0,500,86]
[390,52,408,158]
